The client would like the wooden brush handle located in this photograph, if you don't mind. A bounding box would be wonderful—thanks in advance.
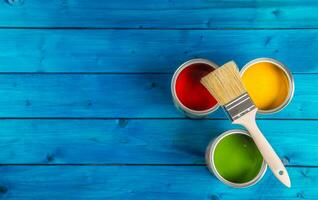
[233,109,291,188]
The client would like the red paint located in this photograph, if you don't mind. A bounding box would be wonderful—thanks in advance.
[175,63,218,111]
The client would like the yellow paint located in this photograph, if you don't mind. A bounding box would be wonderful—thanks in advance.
[242,62,289,111]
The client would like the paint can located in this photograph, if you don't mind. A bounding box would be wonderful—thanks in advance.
[240,58,294,114]
[171,58,219,118]
[205,129,267,188]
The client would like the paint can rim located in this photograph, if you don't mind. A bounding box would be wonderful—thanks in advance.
[205,129,267,188]
[240,58,295,114]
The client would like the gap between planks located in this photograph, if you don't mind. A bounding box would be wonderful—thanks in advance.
[0,117,316,120]
[0,164,314,168]
[2,27,318,30]
[0,72,311,75]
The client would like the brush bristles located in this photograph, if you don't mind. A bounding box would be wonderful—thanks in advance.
[200,61,246,105]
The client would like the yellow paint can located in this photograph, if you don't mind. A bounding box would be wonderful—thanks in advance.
[241,58,294,114]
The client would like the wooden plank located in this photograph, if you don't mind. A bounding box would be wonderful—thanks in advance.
[0,119,315,165]
[0,166,315,199]
[0,74,314,118]
[0,29,316,73]
[1,0,318,29]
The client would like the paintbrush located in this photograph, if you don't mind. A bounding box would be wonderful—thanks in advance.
[201,61,291,188]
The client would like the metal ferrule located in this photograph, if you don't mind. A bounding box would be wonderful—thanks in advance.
[224,93,256,121]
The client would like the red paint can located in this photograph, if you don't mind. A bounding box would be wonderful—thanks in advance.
[171,59,219,118]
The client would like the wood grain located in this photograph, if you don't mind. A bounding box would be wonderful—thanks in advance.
[0,29,316,72]
[0,166,314,199]
[1,0,318,29]
[0,74,312,118]
[0,0,316,198]
[0,119,314,165]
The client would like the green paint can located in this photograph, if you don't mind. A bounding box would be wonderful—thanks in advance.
[205,130,267,188]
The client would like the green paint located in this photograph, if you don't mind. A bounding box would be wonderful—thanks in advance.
[214,133,263,183]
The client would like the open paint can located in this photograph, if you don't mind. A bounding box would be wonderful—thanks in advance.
[240,58,294,114]
[206,130,267,188]
[171,59,219,118]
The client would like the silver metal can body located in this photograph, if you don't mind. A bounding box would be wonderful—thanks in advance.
[205,129,267,188]
[171,58,219,118]
[240,58,295,114]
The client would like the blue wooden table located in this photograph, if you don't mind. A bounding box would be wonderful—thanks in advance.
[0,0,317,199]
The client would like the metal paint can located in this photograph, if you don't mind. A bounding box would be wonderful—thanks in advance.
[171,59,219,118]
[240,58,294,114]
[205,130,267,188]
